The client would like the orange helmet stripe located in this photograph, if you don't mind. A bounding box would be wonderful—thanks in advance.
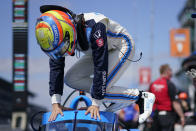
[54,10,76,31]
[36,22,50,30]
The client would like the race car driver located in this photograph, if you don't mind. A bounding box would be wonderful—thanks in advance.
[35,5,155,123]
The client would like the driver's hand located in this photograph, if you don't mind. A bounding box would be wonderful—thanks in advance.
[85,105,101,120]
[48,103,64,122]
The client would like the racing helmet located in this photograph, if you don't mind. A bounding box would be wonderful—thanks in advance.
[35,10,77,60]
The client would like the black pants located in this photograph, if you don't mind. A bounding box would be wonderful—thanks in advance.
[118,118,139,129]
[152,111,176,131]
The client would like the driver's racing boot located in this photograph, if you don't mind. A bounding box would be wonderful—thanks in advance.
[136,91,155,123]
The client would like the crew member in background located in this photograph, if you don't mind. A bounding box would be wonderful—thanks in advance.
[149,64,185,131]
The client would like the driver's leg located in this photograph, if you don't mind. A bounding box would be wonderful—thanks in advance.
[104,86,139,112]
[104,32,137,111]
[104,32,155,123]
[64,55,93,92]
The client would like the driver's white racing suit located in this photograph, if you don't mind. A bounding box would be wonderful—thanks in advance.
[49,12,155,123]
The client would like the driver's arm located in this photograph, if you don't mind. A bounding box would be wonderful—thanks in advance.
[48,57,65,121]
[90,22,108,105]
[49,57,65,104]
